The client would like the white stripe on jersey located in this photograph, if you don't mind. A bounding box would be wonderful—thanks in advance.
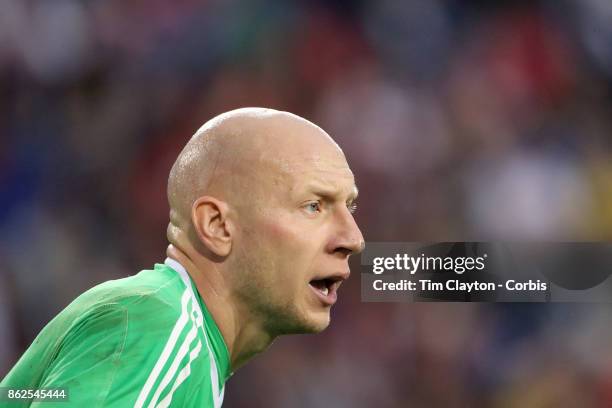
[134,289,191,408]
[202,319,222,408]
[147,313,199,408]
[148,289,205,408]
[156,339,203,408]
[165,258,225,408]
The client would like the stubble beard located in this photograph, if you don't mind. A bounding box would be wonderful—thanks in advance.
[231,247,328,337]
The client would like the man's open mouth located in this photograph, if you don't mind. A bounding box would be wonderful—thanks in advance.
[309,278,333,296]
[308,277,343,305]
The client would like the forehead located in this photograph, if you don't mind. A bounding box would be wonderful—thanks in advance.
[264,147,357,196]
[231,113,357,197]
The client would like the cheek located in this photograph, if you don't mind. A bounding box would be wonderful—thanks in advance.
[260,213,317,253]
[262,217,296,242]
[258,216,318,281]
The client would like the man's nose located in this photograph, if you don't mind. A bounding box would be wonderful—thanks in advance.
[330,208,365,257]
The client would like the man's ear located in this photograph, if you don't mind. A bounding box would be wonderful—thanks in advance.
[191,196,232,257]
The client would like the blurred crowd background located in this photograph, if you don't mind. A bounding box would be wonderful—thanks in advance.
[2,0,612,406]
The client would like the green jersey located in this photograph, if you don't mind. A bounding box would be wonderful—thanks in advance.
[1,259,231,407]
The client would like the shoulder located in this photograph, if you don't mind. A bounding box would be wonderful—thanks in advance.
[3,263,214,405]
[48,263,207,379]
[37,263,189,353]
[68,263,186,319]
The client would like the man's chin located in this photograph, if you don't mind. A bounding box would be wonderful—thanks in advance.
[301,310,331,333]
[278,310,330,335]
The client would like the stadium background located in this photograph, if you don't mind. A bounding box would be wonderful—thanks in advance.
[2,0,612,406]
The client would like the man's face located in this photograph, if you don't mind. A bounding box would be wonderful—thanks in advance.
[230,129,364,335]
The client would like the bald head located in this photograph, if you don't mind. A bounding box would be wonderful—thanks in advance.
[167,107,346,245]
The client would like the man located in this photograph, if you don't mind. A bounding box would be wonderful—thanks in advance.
[1,108,364,407]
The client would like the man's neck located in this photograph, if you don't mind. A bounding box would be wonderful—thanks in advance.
[166,244,274,371]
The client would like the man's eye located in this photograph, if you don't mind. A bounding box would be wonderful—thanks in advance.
[304,201,322,214]
[347,202,358,214]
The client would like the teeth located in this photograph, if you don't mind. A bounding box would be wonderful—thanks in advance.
[320,287,329,296]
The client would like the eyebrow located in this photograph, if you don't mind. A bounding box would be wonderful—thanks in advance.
[307,184,359,202]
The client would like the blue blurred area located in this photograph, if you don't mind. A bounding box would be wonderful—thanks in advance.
[2,0,612,406]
